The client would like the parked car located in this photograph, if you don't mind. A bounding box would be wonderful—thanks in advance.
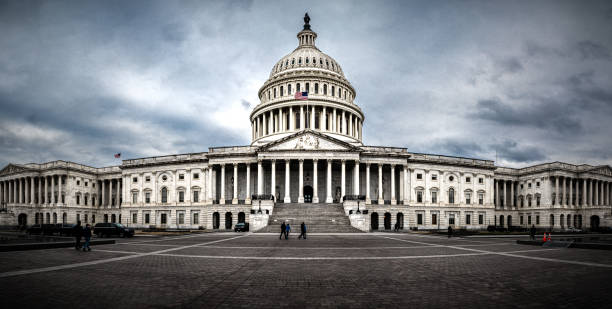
[234,222,249,232]
[57,224,76,236]
[27,224,56,235]
[94,223,135,238]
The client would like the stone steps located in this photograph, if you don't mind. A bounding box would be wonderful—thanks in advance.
[256,203,363,233]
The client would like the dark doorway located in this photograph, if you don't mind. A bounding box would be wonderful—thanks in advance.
[396,213,404,230]
[104,214,108,223]
[304,186,313,203]
[225,212,233,229]
[384,213,391,230]
[18,213,27,226]
[507,215,512,228]
[590,215,600,231]
[500,215,504,227]
[238,212,245,223]
[371,212,379,230]
[111,214,116,223]
[213,212,220,229]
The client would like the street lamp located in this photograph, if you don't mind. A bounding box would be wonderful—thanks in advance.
[356,200,361,214]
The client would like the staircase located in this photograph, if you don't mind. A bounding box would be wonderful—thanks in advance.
[256,203,363,233]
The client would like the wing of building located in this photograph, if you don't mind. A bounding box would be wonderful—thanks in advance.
[1,15,611,232]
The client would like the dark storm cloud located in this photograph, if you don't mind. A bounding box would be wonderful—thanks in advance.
[0,0,611,169]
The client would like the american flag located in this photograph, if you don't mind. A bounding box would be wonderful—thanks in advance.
[114,153,121,158]
[294,91,308,100]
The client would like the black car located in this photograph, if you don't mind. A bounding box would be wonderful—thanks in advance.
[94,223,135,238]
[234,222,249,232]
[27,224,56,235]
[57,224,76,236]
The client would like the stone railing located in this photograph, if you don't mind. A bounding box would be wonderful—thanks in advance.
[251,194,275,201]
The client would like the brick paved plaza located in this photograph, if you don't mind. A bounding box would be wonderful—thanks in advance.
[1,233,612,308]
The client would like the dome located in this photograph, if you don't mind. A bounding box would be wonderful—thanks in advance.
[269,46,345,78]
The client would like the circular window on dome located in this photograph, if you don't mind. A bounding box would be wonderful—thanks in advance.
[162,175,168,182]
[449,176,454,181]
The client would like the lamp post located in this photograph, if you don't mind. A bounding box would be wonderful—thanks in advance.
[356,200,361,214]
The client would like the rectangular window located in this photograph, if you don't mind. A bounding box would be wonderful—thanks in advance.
[417,214,423,225]
[431,174,437,181]
[417,191,423,203]
[536,215,540,225]
[179,191,185,203]
[520,216,524,225]
[76,195,80,205]
[77,214,80,222]
[178,213,184,224]
[179,174,184,180]
[77,180,80,186]
[536,182,540,187]
[431,192,437,204]
[528,183,532,188]
[145,192,150,203]
[478,214,484,225]
[161,213,167,224]
[466,177,471,183]
[449,214,455,225]
[85,181,88,187]
[132,177,137,183]
[432,214,437,225]
[194,173,199,179]
[478,193,484,205]
[132,192,137,203]
[536,196,540,206]
[193,213,199,225]
[466,214,471,225]
[466,193,471,204]
[145,176,150,182]
[193,191,199,203]
[479,178,484,184]
[132,213,137,224]
[528,216,532,225]
[145,213,150,224]
[417,173,422,180]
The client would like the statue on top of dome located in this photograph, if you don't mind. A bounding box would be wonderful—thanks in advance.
[303,13,311,30]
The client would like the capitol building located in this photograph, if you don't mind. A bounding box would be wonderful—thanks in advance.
[1,16,611,232]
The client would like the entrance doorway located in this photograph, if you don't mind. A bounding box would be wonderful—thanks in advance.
[384,213,391,230]
[238,212,245,223]
[17,214,27,226]
[371,212,379,230]
[213,212,220,229]
[396,213,404,230]
[590,215,600,231]
[304,185,313,203]
[225,212,233,229]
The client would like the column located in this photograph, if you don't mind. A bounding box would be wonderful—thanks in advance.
[298,159,304,203]
[325,160,332,203]
[29,177,34,205]
[589,179,593,206]
[365,163,371,204]
[109,179,113,206]
[332,108,337,132]
[232,163,238,204]
[404,166,410,204]
[262,113,267,135]
[582,179,587,206]
[596,180,600,206]
[341,110,346,134]
[569,177,573,207]
[117,178,121,206]
[289,106,294,131]
[341,160,346,201]
[391,164,396,205]
[562,176,567,207]
[510,180,514,208]
[349,114,353,136]
[50,176,55,205]
[58,175,62,205]
[300,105,304,130]
[284,160,291,203]
[271,160,276,201]
[311,105,315,129]
[313,159,319,203]
[279,108,284,132]
[257,160,263,195]
[245,164,251,204]
[554,176,559,206]
[354,160,360,196]
[495,179,499,208]
[8,180,12,204]
[322,107,327,131]
[378,164,383,202]
[220,164,225,204]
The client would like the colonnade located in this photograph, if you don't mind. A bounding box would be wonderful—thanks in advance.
[97,178,122,207]
[0,175,64,206]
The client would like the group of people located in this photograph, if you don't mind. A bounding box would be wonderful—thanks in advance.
[279,222,307,240]
[72,221,92,251]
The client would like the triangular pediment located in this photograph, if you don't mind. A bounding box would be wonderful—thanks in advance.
[0,164,30,176]
[260,130,359,152]
[589,165,612,177]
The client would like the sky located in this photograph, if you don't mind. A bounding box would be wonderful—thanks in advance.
[1,0,611,169]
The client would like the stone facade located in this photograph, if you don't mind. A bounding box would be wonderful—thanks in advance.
[1,16,611,231]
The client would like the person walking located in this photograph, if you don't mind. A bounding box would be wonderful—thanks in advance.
[447,225,453,238]
[298,222,307,239]
[285,223,291,240]
[73,221,83,250]
[82,224,92,251]
[530,224,536,241]
[280,222,286,240]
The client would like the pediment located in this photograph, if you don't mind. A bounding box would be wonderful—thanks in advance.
[260,130,358,152]
[0,164,30,176]
[589,165,612,177]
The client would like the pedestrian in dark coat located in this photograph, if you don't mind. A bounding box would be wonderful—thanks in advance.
[447,226,453,238]
[285,223,291,240]
[74,221,83,250]
[280,222,286,240]
[298,222,307,239]
[530,225,536,241]
[82,224,92,251]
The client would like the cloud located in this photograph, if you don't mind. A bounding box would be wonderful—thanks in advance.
[490,140,547,164]
[576,41,611,60]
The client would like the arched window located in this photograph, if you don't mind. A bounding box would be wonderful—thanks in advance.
[280,86,284,96]
[297,83,300,92]
[312,57,315,64]
[331,86,335,97]
[288,84,291,94]
[273,88,276,98]
[326,60,329,67]
[291,58,295,65]
[319,58,323,65]
[323,84,327,95]
[449,188,455,204]
[305,57,309,64]
[298,57,302,64]
[285,60,288,66]
[305,82,309,93]
[314,83,319,94]
[161,187,168,203]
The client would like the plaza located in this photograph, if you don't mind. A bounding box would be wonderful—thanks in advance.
[2,232,612,308]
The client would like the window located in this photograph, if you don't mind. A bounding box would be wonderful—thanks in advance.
[466,214,471,225]
[288,84,292,94]
[417,191,423,203]
[520,184,524,189]
[132,192,137,203]
[297,83,301,92]
[449,214,455,225]
[280,86,284,96]
[179,191,185,203]
[536,215,540,225]
[193,213,199,225]
[93,183,95,188]
[179,174,184,180]
[431,174,437,181]
[479,178,484,184]
[76,195,80,205]
[417,214,423,225]
[273,88,276,98]
[528,215,532,225]
[132,213,137,224]
[161,213,167,224]
[520,216,524,225]
[417,173,422,180]
[298,57,302,64]
[133,177,137,183]
[193,173,199,179]
[448,188,455,204]
[323,84,327,95]
[432,213,437,225]
[536,196,541,206]
[536,182,540,187]
[178,213,184,224]
[193,191,199,203]
[466,193,471,204]
[145,213,150,224]
[305,82,309,93]
[77,180,80,186]
[528,196,532,207]
[84,196,88,206]
[314,83,318,94]
[85,181,88,187]
[431,191,437,203]
[528,183,532,188]
[161,188,168,203]
[449,176,454,181]
[92,197,96,205]
[162,175,168,181]
[466,177,471,183]
[145,192,151,203]
[145,176,150,182]
[478,214,484,225]
[478,193,484,205]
